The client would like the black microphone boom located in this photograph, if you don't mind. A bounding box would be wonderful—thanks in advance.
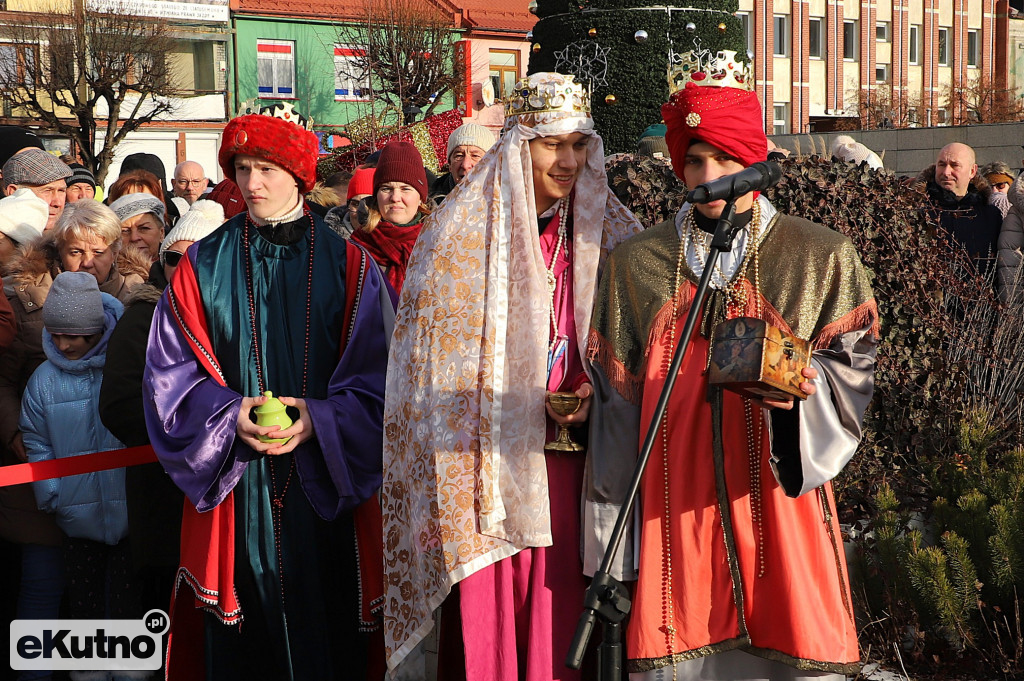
[685,161,783,204]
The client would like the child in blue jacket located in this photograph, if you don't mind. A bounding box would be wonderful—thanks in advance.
[20,272,145,681]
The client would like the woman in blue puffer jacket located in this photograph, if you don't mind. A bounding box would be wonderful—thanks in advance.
[20,272,142,655]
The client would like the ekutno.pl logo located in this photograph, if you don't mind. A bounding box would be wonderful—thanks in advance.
[10,609,168,671]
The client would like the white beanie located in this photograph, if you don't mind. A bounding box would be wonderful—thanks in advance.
[110,192,166,224]
[0,188,48,245]
[446,123,496,160]
[832,135,883,170]
[159,199,224,257]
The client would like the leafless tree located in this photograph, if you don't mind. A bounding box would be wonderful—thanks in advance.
[837,84,922,131]
[344,0,463,124]
[0,2,182,184]
[944,73,1024,126]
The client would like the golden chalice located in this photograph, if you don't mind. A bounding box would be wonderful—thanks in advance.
[546,392,584,452]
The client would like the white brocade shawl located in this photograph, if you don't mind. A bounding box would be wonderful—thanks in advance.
[381,106,642,671]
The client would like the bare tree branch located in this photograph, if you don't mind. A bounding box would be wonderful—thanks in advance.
[344,0,463,123]
[944,74,1024,126]
[837,85,923,130]
[0,1,183,184]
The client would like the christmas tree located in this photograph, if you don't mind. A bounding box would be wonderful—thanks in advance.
[528,0,745,154]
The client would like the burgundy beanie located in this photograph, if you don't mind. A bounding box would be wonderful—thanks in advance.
[373,142,427,202]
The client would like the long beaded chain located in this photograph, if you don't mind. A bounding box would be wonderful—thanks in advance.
[688,203,770,577]
[744,399,765,577]
[684,200,763,318]
[657,230,689,680]
[544,197,569,354]
[243,209,316,605]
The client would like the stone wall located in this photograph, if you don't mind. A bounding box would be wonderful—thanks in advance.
[770,121,1024,178]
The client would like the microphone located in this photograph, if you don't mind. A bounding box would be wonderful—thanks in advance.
[685,161,783,204]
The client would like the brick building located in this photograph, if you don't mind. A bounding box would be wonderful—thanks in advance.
[741,0,1022,132]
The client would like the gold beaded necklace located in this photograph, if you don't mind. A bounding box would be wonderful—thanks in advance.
[683,200,763,318]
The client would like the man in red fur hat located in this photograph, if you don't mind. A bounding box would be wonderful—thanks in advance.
[586,55,879,680]
[143,101,393,680]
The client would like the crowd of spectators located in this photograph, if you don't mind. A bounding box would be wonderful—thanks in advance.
[0,108,1022,681]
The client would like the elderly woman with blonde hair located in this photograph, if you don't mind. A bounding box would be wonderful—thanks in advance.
[52,200,150,301]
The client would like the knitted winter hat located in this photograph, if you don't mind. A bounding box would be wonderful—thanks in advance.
[160,199,224,257]
[0,188,48,245]
[373,142,427,202]
[66,163,96,189]
[638,136,671,159]
[446,123,496,160]
[831,135,883,170]
[347,167,375,201]
[218,102,320,194]
[2,148,72,189]
[639,123,667,143]
[109,193,166,224]
[0,126,45,168]
[43,271,105,335]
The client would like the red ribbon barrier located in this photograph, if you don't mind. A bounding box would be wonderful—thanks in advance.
[0,445,158,487]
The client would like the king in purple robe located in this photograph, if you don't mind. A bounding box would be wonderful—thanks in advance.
[142,102,393,681]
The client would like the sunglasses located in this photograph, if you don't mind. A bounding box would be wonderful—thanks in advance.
[163,250,185,267]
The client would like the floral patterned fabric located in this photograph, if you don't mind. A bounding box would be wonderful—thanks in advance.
[381,72,643,673]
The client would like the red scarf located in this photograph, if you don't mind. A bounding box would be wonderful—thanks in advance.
[350,218,423,294]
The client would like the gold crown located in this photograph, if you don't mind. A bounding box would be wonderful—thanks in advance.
[668,50,753,95]
[238,99,314,131]
[504,73,591,119]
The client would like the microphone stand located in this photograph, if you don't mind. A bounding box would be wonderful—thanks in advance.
[566,199,746,680]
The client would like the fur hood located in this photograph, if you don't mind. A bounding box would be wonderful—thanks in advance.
[914,163,993,203]
[116,243,152,282]
[6,232,59,288]
[124,282,163,308]
[1007,172,1024,212]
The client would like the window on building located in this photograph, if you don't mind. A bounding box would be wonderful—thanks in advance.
[773,15,789,57]
[909,25,921,64]
[843,20,858,60]
[876,64,890,83]
[773,103,790,135]
[257,39,294,99]
[334,45,370,102]
[489,49,519,101]
[909,107,919,124]
[876,21,890,41]
[967,30,979,67]
[0,42,38,87]
[738,13,754,56]
[938,28,950,66]
[809,18,824,58]
[937,108,949,124]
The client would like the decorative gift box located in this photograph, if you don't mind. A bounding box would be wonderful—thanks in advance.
[708,317,811,401]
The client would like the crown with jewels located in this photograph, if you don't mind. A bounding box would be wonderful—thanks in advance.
[668,49,753,95]
[237,99,314,131]
[504,74,591,119]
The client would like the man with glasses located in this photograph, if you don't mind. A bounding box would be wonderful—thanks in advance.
[172,160,210,206]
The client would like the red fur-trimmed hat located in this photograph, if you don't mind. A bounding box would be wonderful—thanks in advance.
[218,102,320,194]
[662,83,767,175]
